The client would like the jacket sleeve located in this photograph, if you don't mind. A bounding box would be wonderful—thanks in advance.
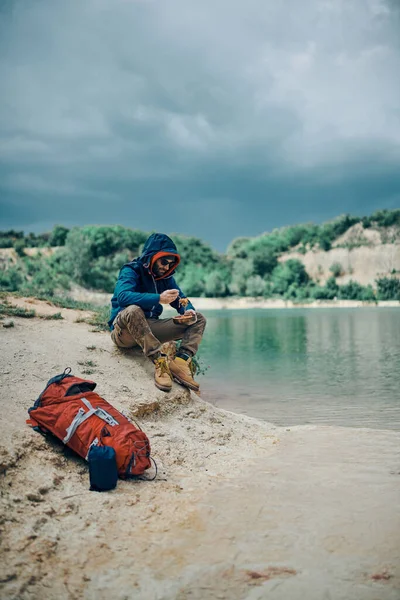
[116,267,160,310]
[168,277,196,314]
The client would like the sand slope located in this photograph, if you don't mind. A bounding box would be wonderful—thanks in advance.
[0,301,399,600]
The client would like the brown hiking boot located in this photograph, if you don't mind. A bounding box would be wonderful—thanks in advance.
[169,357,200,391]
[153,356,172,392]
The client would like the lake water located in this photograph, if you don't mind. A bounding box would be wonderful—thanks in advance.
[198,308,400,430]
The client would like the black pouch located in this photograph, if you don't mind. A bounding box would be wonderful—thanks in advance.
[88,446,118,492]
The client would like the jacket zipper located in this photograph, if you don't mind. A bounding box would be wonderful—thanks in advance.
[150,274,158,318]
[151,274,158,294]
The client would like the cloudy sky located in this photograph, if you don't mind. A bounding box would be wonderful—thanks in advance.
[1,0,399,251]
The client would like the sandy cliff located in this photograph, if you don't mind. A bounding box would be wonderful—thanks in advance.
[279,223,400,287]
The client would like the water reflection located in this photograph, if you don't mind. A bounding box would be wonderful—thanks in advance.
[199,309,400,430]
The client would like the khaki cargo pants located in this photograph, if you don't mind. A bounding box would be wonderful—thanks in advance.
[111,305,207,358]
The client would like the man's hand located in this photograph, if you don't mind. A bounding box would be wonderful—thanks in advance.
[159,289,180,304]
[183,309,197,323]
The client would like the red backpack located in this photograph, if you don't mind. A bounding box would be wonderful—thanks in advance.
[27,368,152,478]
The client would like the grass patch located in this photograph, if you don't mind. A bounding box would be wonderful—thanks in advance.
[0,301,36,319]
[8,291,104,312]
[86,305,110,332]
[78,360,97,368]
[32,294,98,311]
[81,369,96,375]
[86,345,96,350]
[41,312,63,320]
[2,292,110,331]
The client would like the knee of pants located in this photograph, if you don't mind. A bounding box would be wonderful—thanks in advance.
[196,312,207,328]
[123,304,145,322]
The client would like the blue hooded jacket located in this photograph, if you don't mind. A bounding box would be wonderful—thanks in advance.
[108,233,195,328]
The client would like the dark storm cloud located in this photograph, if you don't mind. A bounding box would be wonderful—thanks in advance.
[0,0,399,250]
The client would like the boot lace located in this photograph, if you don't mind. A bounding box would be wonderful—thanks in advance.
[155,357,171,376]
[188,358,197,377]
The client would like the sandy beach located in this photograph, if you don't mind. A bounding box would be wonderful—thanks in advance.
[0,298,399,600]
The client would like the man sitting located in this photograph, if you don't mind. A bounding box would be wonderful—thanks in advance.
[108,233,207,393]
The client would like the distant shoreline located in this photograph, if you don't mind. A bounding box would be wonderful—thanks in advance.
[185,298,400,310]
[68,287,400,309]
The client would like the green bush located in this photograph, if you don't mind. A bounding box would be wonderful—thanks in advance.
[376,277,400,300]
[370,209,400,228]
[362,216,372,229]
[0,266,25,291]
[360,286,376,301]
[338,280,375,301]
[310,277,339,300]
[13,239,26,257]
[308,278,375,301]
[318,230,332,251]
[0,252,72,297]
[329,262,343,278]
[0,236,17,248]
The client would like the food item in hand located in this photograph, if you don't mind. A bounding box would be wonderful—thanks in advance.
[179,297,190,309]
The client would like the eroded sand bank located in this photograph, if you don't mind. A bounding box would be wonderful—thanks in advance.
[0,300,399,600]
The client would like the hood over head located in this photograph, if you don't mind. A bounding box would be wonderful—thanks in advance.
[138,233,180,279]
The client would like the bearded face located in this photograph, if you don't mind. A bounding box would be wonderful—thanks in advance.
[153,256,176,278]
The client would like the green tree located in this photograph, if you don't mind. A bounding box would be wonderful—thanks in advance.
[318,230,332,251]
[49,225,69,246]
[205,270,229,297]
[228,258,254,295]
[63,228,93,283]
[245,275,265,297]
[252,247,278,277]
[177,264,207,296]
[226,237,250,258]
[172,235,220,271]
[61,226,148,290]
[271,260,309,295]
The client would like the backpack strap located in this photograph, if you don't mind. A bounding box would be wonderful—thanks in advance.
[63,397,119,444]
